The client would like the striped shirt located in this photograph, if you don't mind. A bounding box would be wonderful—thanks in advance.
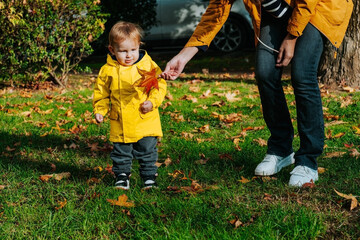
[262,0,290,18]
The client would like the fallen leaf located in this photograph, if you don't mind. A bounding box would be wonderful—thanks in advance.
[53,172,71,181]
[317,167,326,174]
[55,198,67,210]
[229,217,243,229]
[39,174,53,182]
[225,91,241,102]
[324,120,347,127]
[197,124,210,133]
[349,148,360,159]
[334,189,358,210]
[353,126,360,135]
[238,176,250,183]
[253,138,267,146]
[107,194,135,208]
[0,185,6,190]
[333,132,345,138]
[39,172,71,182]
[64,109,75,117]
[302,179,315,188]
[263,193,272,200]
[323,152,346,158]
[87,177,101,185]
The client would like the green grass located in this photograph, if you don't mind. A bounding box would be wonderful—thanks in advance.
[0,69,359,239]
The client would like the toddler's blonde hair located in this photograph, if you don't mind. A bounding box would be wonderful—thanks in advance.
[108,21,143,47]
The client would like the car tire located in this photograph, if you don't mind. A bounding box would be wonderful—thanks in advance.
[212,16,248,52]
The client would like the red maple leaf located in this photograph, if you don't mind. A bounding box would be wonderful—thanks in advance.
[134,67,159,95]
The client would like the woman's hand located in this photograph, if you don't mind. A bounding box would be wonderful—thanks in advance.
[95,113,104,123]
[140,101,153,114]
[276,33,298,67]
[160,47,199,80]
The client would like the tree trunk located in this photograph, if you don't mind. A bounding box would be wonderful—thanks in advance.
[318,0,360,88]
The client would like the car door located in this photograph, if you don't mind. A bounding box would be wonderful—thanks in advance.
[159,0,207,42]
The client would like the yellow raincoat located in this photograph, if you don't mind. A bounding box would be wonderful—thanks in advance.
[93,51,167,143]
[185,0,353,48]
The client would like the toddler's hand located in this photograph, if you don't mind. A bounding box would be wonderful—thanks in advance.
[140,101,153,114]
[95,113,104,123]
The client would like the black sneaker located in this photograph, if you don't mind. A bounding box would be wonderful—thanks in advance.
[142,175,158,190]
[115,173,130,190]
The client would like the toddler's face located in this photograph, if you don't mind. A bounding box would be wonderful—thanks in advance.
[109,38,140,66]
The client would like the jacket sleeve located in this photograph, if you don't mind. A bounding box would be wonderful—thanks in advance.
[148,62,167,109]
[93,67,111,116]
[185,0,234,48]
[287,0,321,37]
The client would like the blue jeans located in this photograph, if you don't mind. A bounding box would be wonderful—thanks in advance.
[255,11,324,170]
[111,137,158,178]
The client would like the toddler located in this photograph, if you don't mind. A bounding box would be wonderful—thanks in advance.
[93,21,167,190]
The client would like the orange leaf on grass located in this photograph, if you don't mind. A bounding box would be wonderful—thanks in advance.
[334,189,358,211]
[238,176,250,183]
[353,126,360,135]
[55,198,67,210]
[107,194,135,208]
[134,67,159,95]
[39,172,71,182]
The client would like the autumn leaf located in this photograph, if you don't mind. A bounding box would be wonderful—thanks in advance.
[105,163,114,175]
[39,172,71,182]
[238,176,250,183]
[134,67,159,95]
[107,194,135,208]
[323,151,346,158]
[0,185,6,190]
[225,91,241,102]
[88,142,100,151]
[199,89,212,99]
[55,198,67,210]
[302,179,315,188]
[263,193,272,201]
[229,216,243,229]
[189,86,200,92]
[332,132,345,138]
[317,167,326,174]
[349,148,360,159]
[64,109,75,117]
[253,138,267,146]
[197,124,210,133]
[156,157,172,167]
[353,126,360,135]
[324,120,347,127]
[334,189,358,211]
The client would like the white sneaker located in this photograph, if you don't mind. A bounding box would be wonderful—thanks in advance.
[289,165,318,187]
[255,153,295,176]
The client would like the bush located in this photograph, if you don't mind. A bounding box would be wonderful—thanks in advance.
[92,0,157,54]
[0,0,108,86]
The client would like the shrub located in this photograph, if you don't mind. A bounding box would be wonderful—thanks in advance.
[92,0,157,54]
[0,0,108,86]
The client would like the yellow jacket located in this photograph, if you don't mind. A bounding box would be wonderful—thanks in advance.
[185,0,353,48]
[93,51,167,143]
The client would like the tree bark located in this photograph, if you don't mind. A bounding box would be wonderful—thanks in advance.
[318,0,360,88]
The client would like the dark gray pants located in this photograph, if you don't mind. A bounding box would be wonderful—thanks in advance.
[111,137,158,178]
[255,10,325,170]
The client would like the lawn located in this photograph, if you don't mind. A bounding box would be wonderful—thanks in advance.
[0,54,359,239]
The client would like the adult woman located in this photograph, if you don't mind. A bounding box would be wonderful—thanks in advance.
[160,0,353,186]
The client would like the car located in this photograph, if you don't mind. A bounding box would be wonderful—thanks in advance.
[144,0,254,52]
